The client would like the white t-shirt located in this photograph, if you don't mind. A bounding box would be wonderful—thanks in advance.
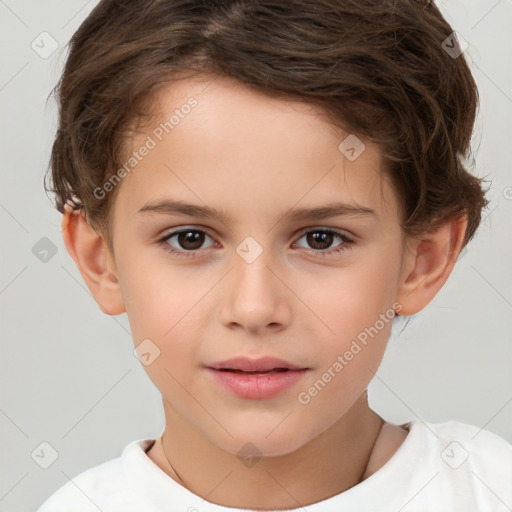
[37,419,512,512]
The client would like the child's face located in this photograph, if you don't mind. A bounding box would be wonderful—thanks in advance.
[107,75,409,456]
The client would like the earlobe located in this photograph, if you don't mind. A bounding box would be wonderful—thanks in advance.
[395,216,468,316]
[61,205,126,316]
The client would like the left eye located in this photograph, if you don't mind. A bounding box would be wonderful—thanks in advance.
[294,230,351,252]
[158,228,353,258]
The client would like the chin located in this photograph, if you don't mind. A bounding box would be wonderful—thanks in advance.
[209,423,314,459]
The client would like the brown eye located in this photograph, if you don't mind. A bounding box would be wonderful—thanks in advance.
[306,231,334,250]
[160,228,216,256]
[176,231,205,250]
[294,229,354,257]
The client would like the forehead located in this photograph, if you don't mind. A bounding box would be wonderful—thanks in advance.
[114,75,398,225]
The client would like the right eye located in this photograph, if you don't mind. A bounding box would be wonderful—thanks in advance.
[158,228,217,258]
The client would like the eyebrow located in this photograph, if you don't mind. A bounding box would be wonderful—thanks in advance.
[137,199,377,224]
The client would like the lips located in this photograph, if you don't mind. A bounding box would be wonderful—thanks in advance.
[205,357,308,399]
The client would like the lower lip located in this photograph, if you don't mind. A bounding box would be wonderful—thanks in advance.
[206,368,308,399]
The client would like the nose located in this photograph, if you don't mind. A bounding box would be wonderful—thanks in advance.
[218,245,292,335]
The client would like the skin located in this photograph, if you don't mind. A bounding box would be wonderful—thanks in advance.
[62,74,468,510]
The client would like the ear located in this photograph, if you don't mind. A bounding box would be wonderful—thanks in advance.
[395,215,468,316]
[61,205,126,316]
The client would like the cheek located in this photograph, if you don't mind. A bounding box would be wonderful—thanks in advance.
[117,250,204,337]
[117,258,212,380]
[296,256,399,344]
[296,305,394,431]
[292,246,400,405]
[120,266,204,397]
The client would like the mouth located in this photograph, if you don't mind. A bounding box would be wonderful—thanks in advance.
[204,357,308,399]
[215,368,291,375]
[206,356,307,373]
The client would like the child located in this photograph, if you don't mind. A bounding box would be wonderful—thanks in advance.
[38,0,512,510]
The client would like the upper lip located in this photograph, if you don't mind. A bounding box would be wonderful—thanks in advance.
[206,356,306,372]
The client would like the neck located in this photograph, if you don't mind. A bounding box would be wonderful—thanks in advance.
[147,394,385,510]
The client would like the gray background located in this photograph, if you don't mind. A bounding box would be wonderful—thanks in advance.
[1,1,511,511]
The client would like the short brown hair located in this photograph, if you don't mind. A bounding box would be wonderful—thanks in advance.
[45,0,489,252]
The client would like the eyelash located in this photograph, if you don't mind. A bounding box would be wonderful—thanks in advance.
[157,227,355,259]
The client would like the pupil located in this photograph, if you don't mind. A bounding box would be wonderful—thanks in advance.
[307,231,332,250]
[179,231,204,250]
